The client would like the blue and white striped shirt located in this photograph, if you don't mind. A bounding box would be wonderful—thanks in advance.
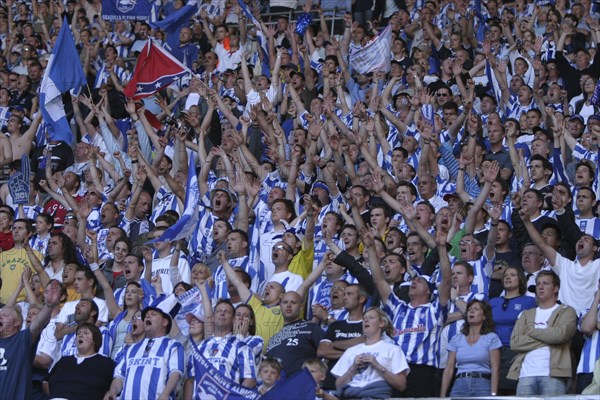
[115,336,184,400]
[577,305,600,374]
[191,335,256,383]
[60,326,112,360]
[383,292,448,366]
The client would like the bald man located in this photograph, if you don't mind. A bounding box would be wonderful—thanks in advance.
[264,291,325,376]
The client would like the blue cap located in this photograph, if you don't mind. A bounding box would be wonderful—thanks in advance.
[311,181,330,196]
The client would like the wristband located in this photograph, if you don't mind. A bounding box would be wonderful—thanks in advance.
[89,262,100,272]
[131,159,138,164]
[458,167,465,171]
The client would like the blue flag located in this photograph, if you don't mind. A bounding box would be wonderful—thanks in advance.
[237,0,269,60]
[349,25,392,74]
[151,0,199,51]
[261,369,317,400]
[188,342,316,400]
[102,0,155,21]
[149,155,199,243]
[39,18,87,145]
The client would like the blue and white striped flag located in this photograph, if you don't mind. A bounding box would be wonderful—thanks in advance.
[485,60,503,111]
[39,18,87,145]
[237,0,268,64]
[349,25,393,74]
[151,0,199,52]
[149,156,199,243]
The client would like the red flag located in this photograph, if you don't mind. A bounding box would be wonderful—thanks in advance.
[124,39,191,99]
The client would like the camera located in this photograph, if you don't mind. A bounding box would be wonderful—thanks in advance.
[164,116,191,134]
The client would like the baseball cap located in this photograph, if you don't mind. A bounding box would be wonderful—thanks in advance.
[142,294,181,334]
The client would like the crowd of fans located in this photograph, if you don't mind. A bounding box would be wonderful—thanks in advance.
[1,0,600,398]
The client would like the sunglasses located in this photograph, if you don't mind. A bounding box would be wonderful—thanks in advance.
[273,244,290,252]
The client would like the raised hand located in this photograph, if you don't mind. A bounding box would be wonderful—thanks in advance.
[487,202,502,222]
[8,155,30,205]
[216,250,227,265]
[44,280,61,307]
[483,160,500,183]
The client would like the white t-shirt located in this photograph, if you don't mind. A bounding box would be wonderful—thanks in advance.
[56,297,109,324]
[519,303,560,378]
[552,253,600,315]
[150,253,191,294]
[269,270,303,293]
[331,340,410,388]
[214,42,244,73]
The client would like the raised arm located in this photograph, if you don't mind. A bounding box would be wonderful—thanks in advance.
[217,250,251,301]
[88,229,122,319]
[520,207,557,266]
[362,228,391,301]
[296,251,329,300]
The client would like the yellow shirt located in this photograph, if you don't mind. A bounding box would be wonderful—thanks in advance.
[288,241,314,280]
[248,294,283,349]
[0,248,43,304]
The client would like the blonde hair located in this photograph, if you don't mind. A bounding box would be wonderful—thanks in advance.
[192,263,211,279]
[302,358,327,374]
[364,307,394,337]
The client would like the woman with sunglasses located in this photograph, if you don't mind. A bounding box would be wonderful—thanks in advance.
[489,266,536,395]
[440,299,501,397]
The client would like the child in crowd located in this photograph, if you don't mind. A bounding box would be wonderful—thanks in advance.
[303,358,338,400]
[257,357,282,395]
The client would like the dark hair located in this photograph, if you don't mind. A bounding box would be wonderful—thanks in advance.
[155,214,177,227]
[216,218,234,232]
[529,154,553,173]
[13,218,35,234]
[416,201,435,215]
[324,211,344,234]
[45,233,78,265]
[174,282,193,293]
[578,186,597,202]
[494,177,509,198]
[370,203,392,219]
[79,298,100,324]
[235,304,257,336]
[350,185,370,197]
[442,101,459,113]
[272,198,297,221]
[36,212,54,227]
[397,180,418,198]
[76,322,103,352]
[114,238,131,252]
[460,300,496,335]
[406,231,427,247]
[504,266,528,295]
[523,188,544,209]
[392,147,409,159]
[453,260,474,277]
[215,299,235,314]
[76,265,98,289]
[228,229,248,245]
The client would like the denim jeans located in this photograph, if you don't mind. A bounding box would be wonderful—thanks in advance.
[451,377,491,397]
[516,376,567,396]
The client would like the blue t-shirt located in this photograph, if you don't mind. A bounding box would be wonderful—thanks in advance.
[448,332,502,374]
[489,296,537,346]
[0,328,34,399]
